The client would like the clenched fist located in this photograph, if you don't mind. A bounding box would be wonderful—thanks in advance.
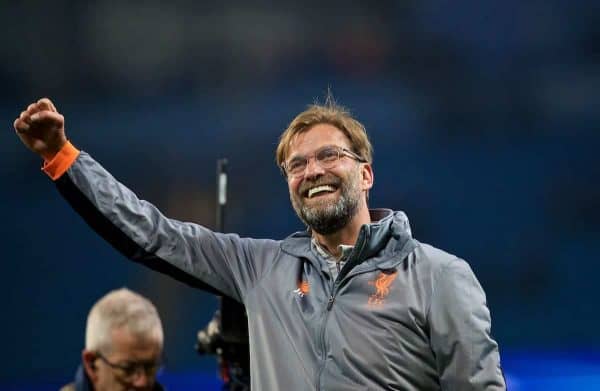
[14,98,67,161]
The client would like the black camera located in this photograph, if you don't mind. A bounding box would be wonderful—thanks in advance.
[196,297,250,390]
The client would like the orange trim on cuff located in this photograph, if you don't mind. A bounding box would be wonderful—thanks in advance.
[42,141,80,180]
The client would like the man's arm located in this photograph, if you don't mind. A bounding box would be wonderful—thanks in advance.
[13,98,278,301]
[428,259,506,390]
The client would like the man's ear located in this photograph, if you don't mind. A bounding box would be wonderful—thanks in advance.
[82,350,99,382]
[361,163,374,191]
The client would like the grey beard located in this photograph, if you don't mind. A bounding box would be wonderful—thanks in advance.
[293,185,361,235]
[300,194,358,235]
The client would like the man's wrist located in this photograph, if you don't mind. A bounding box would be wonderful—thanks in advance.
[42,141,80,180]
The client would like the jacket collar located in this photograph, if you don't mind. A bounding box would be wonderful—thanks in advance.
[281,209,415,269]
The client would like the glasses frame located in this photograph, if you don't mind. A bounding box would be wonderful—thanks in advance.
[96,351,163,381]
[281,145,367,178]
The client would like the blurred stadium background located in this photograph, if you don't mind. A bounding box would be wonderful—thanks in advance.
[1,1,599,390]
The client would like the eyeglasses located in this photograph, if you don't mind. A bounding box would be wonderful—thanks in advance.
[96,352,163,381]
[282,145,367,178]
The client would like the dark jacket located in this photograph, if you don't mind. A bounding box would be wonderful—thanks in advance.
[60,366,89,391]
[56,152,506,390]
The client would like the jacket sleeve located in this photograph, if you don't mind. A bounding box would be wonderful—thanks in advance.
[428,258,506,390]
[55,151,280,303]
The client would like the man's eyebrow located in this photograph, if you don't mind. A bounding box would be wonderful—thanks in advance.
[287,154,305,161]
[121,358,158,365]
[288,145,338,159]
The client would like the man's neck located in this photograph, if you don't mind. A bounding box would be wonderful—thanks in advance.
[312,206,371,258]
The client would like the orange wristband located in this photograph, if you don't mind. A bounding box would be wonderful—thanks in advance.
[42,141,80,180]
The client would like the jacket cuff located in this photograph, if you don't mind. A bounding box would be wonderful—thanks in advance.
[42,141,80,180]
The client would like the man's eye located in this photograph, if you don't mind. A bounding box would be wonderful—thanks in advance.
[288,160,305,172]
[318,148,338,162]
[120,365,136,374]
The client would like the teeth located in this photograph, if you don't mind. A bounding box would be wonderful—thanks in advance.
[308,185,335,198]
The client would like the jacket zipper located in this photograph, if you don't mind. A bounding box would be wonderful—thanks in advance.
[314,229,370,390]
[315,293,334,390]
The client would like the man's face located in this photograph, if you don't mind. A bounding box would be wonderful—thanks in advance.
[285,124,372,235]
[87,327,162,391]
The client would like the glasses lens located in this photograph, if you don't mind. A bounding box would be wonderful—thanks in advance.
[286,158,306,176]
[145,363,161,376]
[285,146,344,177]
[121,365,138,379]
[316,147,340,168]
[121,363,160,380]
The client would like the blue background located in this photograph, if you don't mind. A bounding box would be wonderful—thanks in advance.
[1,1,598,389]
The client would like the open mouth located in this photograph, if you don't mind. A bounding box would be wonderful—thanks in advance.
[304,184,338,199]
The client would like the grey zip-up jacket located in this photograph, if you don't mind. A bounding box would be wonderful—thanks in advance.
[55,152,506,390]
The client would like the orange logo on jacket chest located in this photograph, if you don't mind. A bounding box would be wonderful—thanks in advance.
[368,271,398,306]
[294,280,310,297]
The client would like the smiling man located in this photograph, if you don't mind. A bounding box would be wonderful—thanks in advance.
[284,123,372,250]
[15,97,505,390]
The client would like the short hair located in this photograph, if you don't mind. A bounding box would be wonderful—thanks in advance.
[85,288,163,353]
[276,95,373,172]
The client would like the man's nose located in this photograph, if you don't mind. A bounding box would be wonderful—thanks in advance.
[131,370,152,389]
[304,156,325,178]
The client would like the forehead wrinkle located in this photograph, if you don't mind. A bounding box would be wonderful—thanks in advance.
[108,326,162,362]
[288,125,352,160]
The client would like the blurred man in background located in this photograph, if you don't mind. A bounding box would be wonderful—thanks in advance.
[60,288,165,391]
[16,97,505,390]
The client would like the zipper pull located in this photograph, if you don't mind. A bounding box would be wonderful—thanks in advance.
[327,296,335,310]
